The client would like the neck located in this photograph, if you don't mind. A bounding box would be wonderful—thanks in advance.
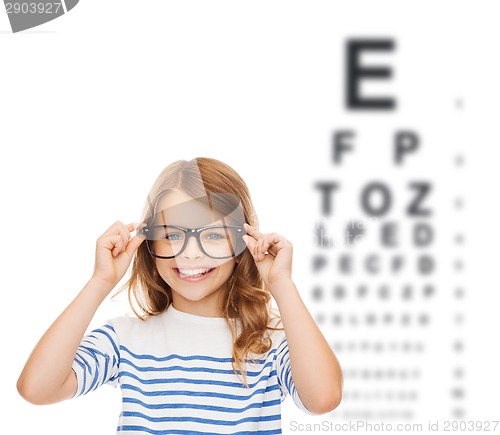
[171,290,226,318]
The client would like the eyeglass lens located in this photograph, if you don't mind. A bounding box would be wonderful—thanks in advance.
[147,226,243,259]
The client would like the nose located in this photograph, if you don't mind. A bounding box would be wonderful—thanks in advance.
[181,234,204,260]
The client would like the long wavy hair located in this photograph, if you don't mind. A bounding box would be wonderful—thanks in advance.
[117,157,282,386]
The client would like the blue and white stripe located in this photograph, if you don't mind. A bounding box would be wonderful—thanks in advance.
[72,306,312,434]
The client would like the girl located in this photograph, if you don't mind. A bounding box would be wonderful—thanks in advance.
[17,157,343,434]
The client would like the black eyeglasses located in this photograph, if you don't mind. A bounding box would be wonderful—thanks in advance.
[141,224,246,259]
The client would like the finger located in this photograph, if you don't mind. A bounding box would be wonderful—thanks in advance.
[255,234,277,254]
[244,223,264,240]
[126,222,141,233]
[242,234,257,253]
[101,222,128,251]
[106,221,137,236]
[124,233,146,257]
[100,234,125,258]
[242,231,258,245]
[109,225,130,259]
[255,234,274,261]
[104,220,126,235]
[117,224,131,249]
[256,233,286,259]
[242,234,271,263]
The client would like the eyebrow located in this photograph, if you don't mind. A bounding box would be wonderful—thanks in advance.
[155,210,228,229]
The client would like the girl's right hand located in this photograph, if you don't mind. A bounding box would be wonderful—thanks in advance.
[91,221,145,292]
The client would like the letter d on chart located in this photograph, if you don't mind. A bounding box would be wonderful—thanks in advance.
[4,0,79,33]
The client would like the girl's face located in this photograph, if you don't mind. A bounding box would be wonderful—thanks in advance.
[152,190,240,317]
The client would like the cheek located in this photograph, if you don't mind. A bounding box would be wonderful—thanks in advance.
[155,260,175,282]
[216,260,237,279]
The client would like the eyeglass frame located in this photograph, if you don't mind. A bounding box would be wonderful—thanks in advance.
[140,224,247,259]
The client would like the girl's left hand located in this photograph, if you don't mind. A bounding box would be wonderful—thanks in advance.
[242,223,293,289]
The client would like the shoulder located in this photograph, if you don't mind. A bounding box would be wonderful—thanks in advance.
[105,311,166,338]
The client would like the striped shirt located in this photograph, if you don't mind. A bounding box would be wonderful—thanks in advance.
[71,305,314,434]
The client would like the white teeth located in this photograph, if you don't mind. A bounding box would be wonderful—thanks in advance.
[178,268,212,276]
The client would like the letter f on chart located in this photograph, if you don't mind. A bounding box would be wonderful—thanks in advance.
[4,0,79,33]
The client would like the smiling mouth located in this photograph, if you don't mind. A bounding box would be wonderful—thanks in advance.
[174,267,215,278]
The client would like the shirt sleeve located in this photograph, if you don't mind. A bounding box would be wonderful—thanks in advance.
[71,321,120,398]
[275,336,320,416]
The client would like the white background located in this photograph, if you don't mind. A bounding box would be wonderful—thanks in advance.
[1,1,499,434]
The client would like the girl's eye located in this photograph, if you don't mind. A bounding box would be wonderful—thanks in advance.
[165,233,183,241]
[205,232,225,240]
